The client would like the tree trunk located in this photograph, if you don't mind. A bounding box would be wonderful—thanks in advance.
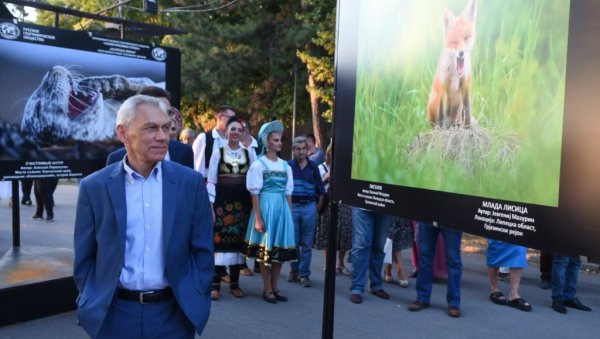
[307,71,325,148]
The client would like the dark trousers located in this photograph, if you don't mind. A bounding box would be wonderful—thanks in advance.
[33,178,58,216]
[213,264,241,290]
[97,297,195,339]
[21,179,33,202]
[540,252,553,281]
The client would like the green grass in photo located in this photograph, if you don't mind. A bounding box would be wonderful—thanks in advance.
[351,0,569,207]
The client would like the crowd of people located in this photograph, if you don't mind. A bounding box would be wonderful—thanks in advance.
[67,87,593,338]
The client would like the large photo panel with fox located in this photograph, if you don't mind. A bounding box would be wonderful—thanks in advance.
[334,0,600,257]
[352,0,568,207]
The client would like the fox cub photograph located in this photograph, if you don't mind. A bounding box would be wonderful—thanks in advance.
[427,0,476,128]
[351,0,570,207]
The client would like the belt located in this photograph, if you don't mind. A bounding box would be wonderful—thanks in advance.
[116,287,173,304]
[292,198,316,205]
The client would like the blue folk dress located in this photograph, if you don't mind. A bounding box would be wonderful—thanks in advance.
[245,157,297,265]
[487,239,528,268]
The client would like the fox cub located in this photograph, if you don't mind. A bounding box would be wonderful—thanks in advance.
[427,0,477,128]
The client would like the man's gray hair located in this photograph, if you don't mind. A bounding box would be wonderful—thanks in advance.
[116,94,169,127]
[180,127,196,139]
[292,136,307,148]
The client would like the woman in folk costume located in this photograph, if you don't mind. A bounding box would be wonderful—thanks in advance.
[245,120,297,303]
[207,117,257,300]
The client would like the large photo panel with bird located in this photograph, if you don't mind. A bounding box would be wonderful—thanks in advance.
[0,20,180,179]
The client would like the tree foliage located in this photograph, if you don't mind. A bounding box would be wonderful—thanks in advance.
[297,0,336,121]
[167,0,313,131]
[296,0,336,146]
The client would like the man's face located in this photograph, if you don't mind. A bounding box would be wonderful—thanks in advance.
[241,123,250,141]
[117,103,172,168]
[306,138,315,150]
[181,132,194,145]
[292,141,308,161]
[216,109,236,130]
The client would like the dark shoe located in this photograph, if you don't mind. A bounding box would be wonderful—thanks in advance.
[564,298,591,311]
[45,215,54,222]
[350,294,362,304]
[299,277,312,287]
[507,297,532,312]
[262,291,278,304]
[539,279,551,290]
[409,270,418,278]
[273,290,288,302]
[369,289,390,300]
[447,306,461,318]
[287,271,299,283]
[32,213,43,220]
[21,199,32,206]
[408,300,430,312]
[489,291,507,305]
[552,299,567,314]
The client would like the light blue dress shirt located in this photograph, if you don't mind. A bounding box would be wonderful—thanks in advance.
[119,159,168,291]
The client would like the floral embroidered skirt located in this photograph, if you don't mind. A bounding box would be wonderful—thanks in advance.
[214,181,251,253]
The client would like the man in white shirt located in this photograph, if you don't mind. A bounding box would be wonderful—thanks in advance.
[74,95,214,338]
[191,106,237,177]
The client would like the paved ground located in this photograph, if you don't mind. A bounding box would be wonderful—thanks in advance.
[1,183,599,338]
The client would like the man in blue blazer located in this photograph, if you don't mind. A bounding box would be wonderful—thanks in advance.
[74,95,214,338]
[106,139,194,169]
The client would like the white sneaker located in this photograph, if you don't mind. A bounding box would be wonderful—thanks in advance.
[336,266,351,276]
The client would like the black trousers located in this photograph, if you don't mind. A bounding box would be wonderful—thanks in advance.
[21,179,33,201]
[540,252,553,281]
[33,178,58,216]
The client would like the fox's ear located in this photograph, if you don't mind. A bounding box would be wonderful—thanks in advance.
[443,8,455,32]
[462,0,477,22]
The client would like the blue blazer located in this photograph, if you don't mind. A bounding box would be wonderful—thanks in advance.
[106,140,194,169]
[73,161,214,337]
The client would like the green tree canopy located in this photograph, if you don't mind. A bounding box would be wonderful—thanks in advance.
[167,0,313,130]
